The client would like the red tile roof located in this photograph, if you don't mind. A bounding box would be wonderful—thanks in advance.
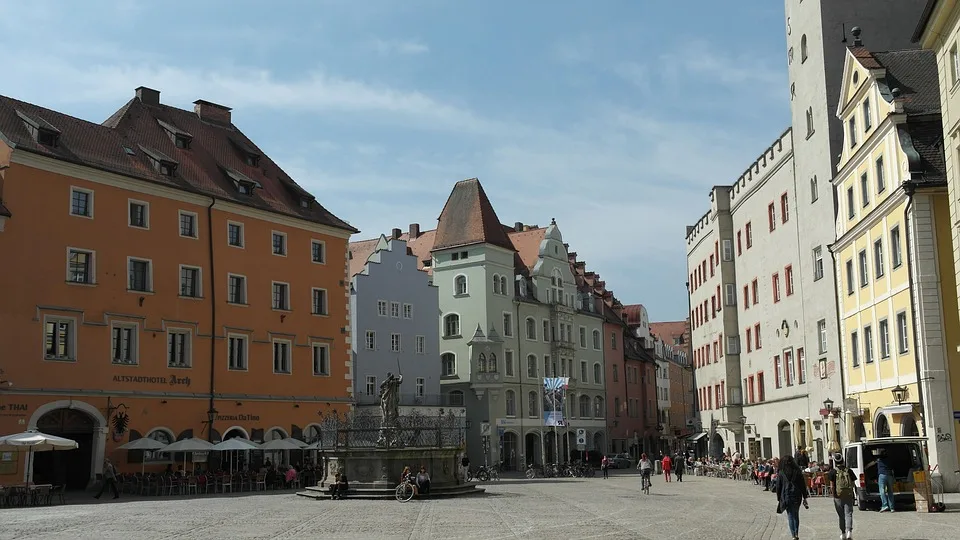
[348,238,381,277]
[399,229,438,274]
[621,304,646,325]
[0,90,356,233]
[650,320,689,343]
[433,178,515,252]
[508,228,546,269]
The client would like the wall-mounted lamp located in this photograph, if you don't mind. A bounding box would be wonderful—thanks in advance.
[0,368,13,387]
[280,314,287,323]
[891,385,908,405]
[160,400,168,404]
[138,296,145,307]
[236,401,242,406]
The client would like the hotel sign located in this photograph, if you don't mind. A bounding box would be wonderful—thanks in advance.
[112,375,192,387]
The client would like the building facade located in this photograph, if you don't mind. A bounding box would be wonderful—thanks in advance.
[831,44,960,488]
[654,345,672,454]
[0,88,356,488]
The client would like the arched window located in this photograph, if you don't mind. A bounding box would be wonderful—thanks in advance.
[478,353,487,373]
[527,354,537,378]
[593,363,602,384]
[525,317,537,340]
[488,353,497,372]
[800,34,808,62]
[443,314,460,337]
[500,276,508,296]
[528,391,539,417]
[579,395,590,418]
[144,428,174,462]
[592,329,601,349]
[594,396,604,418]
[505,390,516,416]
[492,274,501,294]
[441,352,456,376]
[454,275,468,296]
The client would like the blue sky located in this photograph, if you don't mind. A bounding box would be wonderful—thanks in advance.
[0,0,792,321]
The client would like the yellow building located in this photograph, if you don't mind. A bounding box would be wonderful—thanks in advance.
[830,40,960,486]
[915,0,960,492]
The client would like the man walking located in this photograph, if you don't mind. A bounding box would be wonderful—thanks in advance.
[661,453,672,482]
[874,450,895,512]
[830,453,856,540]
[94,458,119,500]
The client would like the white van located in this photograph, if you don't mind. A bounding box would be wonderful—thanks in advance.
[842,437,928,511]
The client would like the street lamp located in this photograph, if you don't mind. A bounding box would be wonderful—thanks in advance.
[823,397,834,412]
[206,408,218,442]
[891,385,908,405]
[0,368,12,387]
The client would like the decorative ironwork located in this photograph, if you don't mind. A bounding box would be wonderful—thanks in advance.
[313,409,463,450]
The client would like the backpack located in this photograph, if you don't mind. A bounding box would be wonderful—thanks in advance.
[835,467,855,498]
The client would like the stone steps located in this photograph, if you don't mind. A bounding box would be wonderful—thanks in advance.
[296,484,486,500]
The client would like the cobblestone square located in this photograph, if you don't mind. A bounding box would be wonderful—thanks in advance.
[3,474,960,539]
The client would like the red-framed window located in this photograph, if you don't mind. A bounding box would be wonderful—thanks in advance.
[768,202,777,231]
[774,355,782,388]
[797,347,806,384]
[737,230,743,255]
[757,372,765,401]
[785,265,794,296]
[751,279,758,305]
[747,375,755,403]
[746,327,753,352]
[743,285,750,308]
[772,273,781,302]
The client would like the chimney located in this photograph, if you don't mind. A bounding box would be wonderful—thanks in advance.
[408,223,420,239]
[193,99,232,125]
[391,228,402,240]
[514,221,523,231]
[135,86,160,106]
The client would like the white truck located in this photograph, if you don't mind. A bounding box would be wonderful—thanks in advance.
[842,437,927,511]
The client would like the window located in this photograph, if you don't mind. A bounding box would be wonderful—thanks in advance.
[492,274,501,294]
[593,363,602,384]
[44,317,75,361]
[614,396,621,416]
[311,240,326,264]
[272,232,287,256]
[864,325,874,364]
[785,265,794,296]
[506,390,516,416]
[594,396,604,418]
[896,311,909,354]
[743,285,749,307]
[876,157,885,193]
[879,319,890,359]
[527,354,538,378]
[724,283,736,306]
[579,326,586,347]
[781,193,790,223]
[502,312,513,337]
[737,231,743,255]
[444,314,461,337]
[860,173,870,207]
[817,319,827,354]
[768,202,777,231]
[227,335,248,370]
[390,302,400,318]
[377,300,387,317]
[813,246,824,281]
[167,330,190,368]
[179,211,197,238]
[863,98,872,131]
[751,279,758,304]
[111,323,138,365]
[592,329,601,349]
[365,331,376,350]
[845,259,855,295]
[785,349,795,386]
[847,187,856,219]
[227,274,246,304]
[579,395,590,417]
[525,318,537,340]
[800,34,808,62]
[709,254,715,277]
[273,340,291,373]
[528,392,539,417]
[727,335,740,355]
[312,288,328,315]
[69,188,93,218]
[67,248,94,284]
[580,361,588,381]
[128,258,152,292]
[745,222,753,248]
[754,323,761,349]
[774,354,782,388]
[402,303,412,319]
[858,250,868,287]
[951,43,959,85]
[757,372,765,401]
[811,175,819,202]
[805,107,814,137]
[542,320,550,342]
[504,350,514,376]
[365,376,377,396]
[611,332,617,350]
[272,282,290,310]
[227,222,244,247]
[722,239,733,261]
[873,239,885,278]
[128,200,149,228]
[415,377,425,397]
[772,273,781,302]
[612,364,619,382]
[416,335,425,354]
[454,275,468,295]
[848,117,857,147]
[179,265,201,298]
[851,331,860,367]
[391,333,401,353]
[500,276,508,296]
[891,226,903,268]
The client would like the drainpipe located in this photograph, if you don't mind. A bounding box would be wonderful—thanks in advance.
[902,181,928,438]
[206,198,217,441]
[826,248,849,443]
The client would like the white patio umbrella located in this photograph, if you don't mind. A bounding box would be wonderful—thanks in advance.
[159,437,215,471]
[259,438,305,451]
[212,438,260,474]
[117,437,167,474]
[0,430,78,484]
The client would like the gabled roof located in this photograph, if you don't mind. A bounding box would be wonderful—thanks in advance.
[842,48,940,117]
[650,321,689,344]
[509,227,546,270]
[433,178,515,252]
[348,237,381,277]
[621,304,646,325]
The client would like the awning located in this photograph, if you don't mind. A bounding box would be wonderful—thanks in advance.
[880,404,914,416]
[686,432,707,442]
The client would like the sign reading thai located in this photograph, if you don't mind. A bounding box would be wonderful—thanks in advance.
[112,375,191,387]
[0,403,28,416]
[216,414,260,422]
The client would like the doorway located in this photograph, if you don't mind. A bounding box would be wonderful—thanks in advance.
[501,432,518,471]
[524,432,541,466]
[33,409,94,490]
[778,421,792,459]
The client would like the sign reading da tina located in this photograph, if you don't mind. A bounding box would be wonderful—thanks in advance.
[113,374,191,387]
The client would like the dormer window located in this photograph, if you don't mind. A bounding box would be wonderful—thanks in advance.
[175,135,191,149]
[238,183,251,195]
[222,166,262,196]
[37,129,59,147]
[300,198,311,209]
[138,145,178,177]
[159,163,175,176]
[157,119,193,150]
[17,110,61,148]
[244,153,260,167]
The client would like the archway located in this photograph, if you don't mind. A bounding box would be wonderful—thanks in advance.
[874,414,891,438]
[710,433,724,459]
[777,421,792,459]
[593,431,605,455]
[264,426,290,467]
[501,431,519,471]
[223,426,249,440]
[524,432,541,466]
[901,416,920,437]
[854,418,867,440]
[222,427,251,471]
[33,408,95,489]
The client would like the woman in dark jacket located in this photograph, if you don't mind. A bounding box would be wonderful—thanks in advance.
[674,454,685,482]
[777,455,809,540]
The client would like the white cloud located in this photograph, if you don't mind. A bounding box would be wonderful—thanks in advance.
[372,38,430,56]
[660,40,786,100]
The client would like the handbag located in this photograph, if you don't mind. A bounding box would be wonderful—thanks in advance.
[775,500,783,514]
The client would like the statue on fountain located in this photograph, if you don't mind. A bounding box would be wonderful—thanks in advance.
[377,372,403,447]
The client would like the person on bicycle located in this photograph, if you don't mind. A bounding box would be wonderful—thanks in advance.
[638,453,653,488]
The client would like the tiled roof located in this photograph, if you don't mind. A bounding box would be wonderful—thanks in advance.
[621,304,646,325]
[903,119,947,183]
[348,238,381,277]
[850,47,883,70]
[433,178,515,252]
[508,227,546,269]
[0,91,356,233]
[872,49,941,115]
[649,321,689,342]
[399,229,438,274]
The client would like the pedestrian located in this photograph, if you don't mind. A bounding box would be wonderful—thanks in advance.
[830,453,856,540]
[795,446,810,469]
[94,458,120,500]
[460,453,470,483]
[661,453,672,482]
[776,454,809,540]
[674,454,685,482]
[872,450,895,512]
[601,455,609,479]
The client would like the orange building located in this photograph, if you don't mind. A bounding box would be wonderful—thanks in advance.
[0,87,356,488]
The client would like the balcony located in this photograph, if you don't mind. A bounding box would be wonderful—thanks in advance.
[355,393,464,408]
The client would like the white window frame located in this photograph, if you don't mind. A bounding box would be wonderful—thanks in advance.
[592,329,601,350]
[416,335,425,354]
[879,318,890,359]
[66,247,96,285]
[166,328,192,368]
[391,333,401,353]
[365,376,377,396]
[505,390,516,417]
[126,256,154,293]
[874,239,885,278]
[891,226,903,268]
[127,198,151,229]
[227,333,249,370]
[390,301,400,318]
[441,352,457,376]
[858,249,869,287]
[227,273,248,305]
[593,362,602,384]
[896,311,909,354]
[726,335,740,355]
[416,377,425,398]
[311,287,328,316]
[310,239,326,264]
[578,326,586,348]
[542,320,550,342]
[43,315,77,362]
[227,221,245,248]
[443,313,461,338]
[724,283,736,306]
[365,330,376,350]
[502,311,513,337]
[312,343,330,376]
[377,300,388,317]
[721,239,733,261]
[272,339,292,374]
[453,274,468,296]
[110,321,139,365]
[817,319,827,354]
[178,264,203,299]
[864,325,874,363]
[504,349,514,376]
[271,230,288,257]
[813,246,824,281]
[178,210,199,239]
[271,281,291,311]
[402,303,413,319]
[69,186,94,218]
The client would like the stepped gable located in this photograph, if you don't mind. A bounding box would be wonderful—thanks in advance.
[433,178,515,252]
[348,238,381,277]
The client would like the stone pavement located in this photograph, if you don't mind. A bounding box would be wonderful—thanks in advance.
[3,472,960,539]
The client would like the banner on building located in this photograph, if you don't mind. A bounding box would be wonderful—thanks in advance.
[543,377,569,427]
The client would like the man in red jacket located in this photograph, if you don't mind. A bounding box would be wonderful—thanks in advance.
[662,454,672,482]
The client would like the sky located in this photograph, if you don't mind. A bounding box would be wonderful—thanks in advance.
[0,0,793,321]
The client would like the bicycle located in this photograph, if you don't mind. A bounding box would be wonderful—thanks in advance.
[395,477,416,502]
[640,470,651,494]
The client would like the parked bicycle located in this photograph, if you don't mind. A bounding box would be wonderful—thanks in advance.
[467,464,501,482]
[395,477,416,502]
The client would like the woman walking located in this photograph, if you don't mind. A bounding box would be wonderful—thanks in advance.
[777,455,809,540]
[674,454,685,482]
